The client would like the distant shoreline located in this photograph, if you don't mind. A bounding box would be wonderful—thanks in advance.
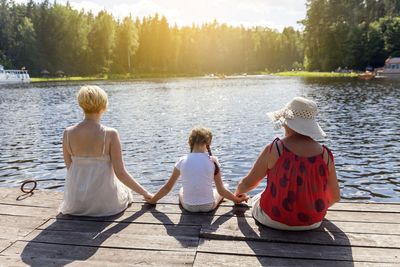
[30,71,358,82]
[273,71,358,77]
[30,73,201,83]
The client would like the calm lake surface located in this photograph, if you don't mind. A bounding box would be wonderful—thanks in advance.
[0,76,399,202]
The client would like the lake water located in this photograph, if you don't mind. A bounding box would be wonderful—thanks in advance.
[0,76,399,202]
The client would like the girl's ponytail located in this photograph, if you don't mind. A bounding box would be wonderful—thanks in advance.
[207,144,220,175]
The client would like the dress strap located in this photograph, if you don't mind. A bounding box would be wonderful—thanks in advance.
[269,137,281,157]
[102,127,107,155]
[322,145,334,166]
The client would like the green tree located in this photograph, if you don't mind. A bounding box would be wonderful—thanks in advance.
[112,16,139,73]
[87,11,116,74]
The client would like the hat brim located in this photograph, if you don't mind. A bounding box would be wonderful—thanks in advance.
[286,118,326,139]
[266,111,277,121]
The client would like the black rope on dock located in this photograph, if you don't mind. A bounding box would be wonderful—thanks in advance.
[20,180,37,194]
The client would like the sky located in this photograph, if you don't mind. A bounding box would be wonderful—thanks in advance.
[17,0,308,31]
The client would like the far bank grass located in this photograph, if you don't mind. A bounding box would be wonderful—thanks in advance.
[31,76,105,82]
[31,73,202,83]
[274,71,358,77]
[31,71,358,82]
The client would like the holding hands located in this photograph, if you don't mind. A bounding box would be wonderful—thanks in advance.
[143,192,154,201]
[234,193,249,204]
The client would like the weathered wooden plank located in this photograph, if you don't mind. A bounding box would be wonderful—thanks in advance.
[56,210,216,228]
[0,239,12,253]
[0,204,58,218]
[197,239,400,263]
[125,202,252,217]
[193,252,396,267]
[326,210,400,224]
[200,219,400,248]
[2,200,399,228]
[2,187,399,214]
[0,215,48,254]
[0,214,47,226]
[37,218,200,239]
[1,241,196,266]
[332,202,400,213]
[22,220,200,251]
[197,215,400,235]
[0,188,62,207]
[124,203,400,224]
[54,208,400,236]
[0,224,39,241]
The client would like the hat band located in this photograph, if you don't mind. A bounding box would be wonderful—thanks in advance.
[274,108,316,121]
[290,109,316,120]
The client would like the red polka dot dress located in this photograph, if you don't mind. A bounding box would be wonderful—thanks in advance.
[259,138,333,226]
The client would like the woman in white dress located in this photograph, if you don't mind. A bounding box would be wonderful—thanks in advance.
[59,85,153,216]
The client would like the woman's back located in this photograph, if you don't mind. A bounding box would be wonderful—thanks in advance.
[66,121,109,157]
[236,96,341,230]
[60,85,152,217]
[260,136,332,226]
[60,122,132,216]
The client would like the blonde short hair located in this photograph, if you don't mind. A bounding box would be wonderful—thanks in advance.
[77,85,108,113]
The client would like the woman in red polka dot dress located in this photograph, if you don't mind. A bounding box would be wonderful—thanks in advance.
[235,97,341,230]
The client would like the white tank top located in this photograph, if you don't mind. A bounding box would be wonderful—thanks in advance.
[59,126,132,216]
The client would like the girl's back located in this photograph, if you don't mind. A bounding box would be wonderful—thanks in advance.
[177,153,215,205]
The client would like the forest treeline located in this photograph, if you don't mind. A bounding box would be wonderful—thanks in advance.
[0,0,303,76]
[0,0,399,76]
[303,0,400,71]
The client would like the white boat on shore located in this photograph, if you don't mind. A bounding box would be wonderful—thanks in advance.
[0,65,30,84]
[376,57,400,77]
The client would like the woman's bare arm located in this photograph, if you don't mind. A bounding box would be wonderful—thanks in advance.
[62,130,72,170]
[235,144,272,195]
[214,171,248,203]
[326,154,341,207]
[109,129,152,198]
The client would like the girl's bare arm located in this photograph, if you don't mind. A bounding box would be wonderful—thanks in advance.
[214,171,248,203]
[147,168,180,204]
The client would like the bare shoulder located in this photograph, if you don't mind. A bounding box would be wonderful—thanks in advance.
[63,125,76,136]
[265,139,283,156]
[322,145,334,166]
[259,139,282,169]
[65,123,80,133]
[105,126,118,134]
[105,127,119,141]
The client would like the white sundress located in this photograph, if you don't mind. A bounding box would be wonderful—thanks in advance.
[59,126,133,216]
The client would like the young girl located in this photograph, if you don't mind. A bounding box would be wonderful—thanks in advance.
[235,97,341,230]
[146,126,248,212]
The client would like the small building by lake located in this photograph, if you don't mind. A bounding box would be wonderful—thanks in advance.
[377,57,400,76]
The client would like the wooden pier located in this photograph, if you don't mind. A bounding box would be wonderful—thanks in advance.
[0,187,399,266]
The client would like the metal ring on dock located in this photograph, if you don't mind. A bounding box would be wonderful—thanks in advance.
[20,180,37,194]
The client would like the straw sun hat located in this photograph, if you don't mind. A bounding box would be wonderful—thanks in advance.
[267,97,326,139]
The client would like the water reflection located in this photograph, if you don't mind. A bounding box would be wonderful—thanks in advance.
[0,76,399,202]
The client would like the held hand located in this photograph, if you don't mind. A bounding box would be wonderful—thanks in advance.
[143,192,154,203]
[234,190,242,197]
[145,197,157,204]
[234,193,249,204]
